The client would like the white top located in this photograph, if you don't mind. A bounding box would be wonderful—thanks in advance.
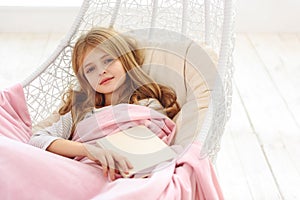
[28,98,166,150]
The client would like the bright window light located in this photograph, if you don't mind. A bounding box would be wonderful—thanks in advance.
[0,0,82,7]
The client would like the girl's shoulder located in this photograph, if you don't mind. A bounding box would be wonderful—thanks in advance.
[138,98,166,115]
[91,98,166,115]
[92,105,112,114]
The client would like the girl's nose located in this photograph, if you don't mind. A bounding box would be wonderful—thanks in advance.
[98,66,107,75]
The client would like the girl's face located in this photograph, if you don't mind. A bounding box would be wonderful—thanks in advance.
[82,47,126,104]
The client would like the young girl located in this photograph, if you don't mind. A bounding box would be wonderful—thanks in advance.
[29,27,180,181]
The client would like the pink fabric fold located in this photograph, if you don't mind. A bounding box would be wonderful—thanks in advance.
[0,83,32,142]
[0,83,224,200]
[0,136,103,199]
[70,103,224,199]
[92,142,223,200]
[73,104,176,145]
[0,84,103,199]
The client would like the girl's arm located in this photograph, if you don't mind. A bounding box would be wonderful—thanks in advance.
[29,112,86,158]
[46,139,86,158]
[47,138,133,180]
[29,111,132,180]
[138,98,166,115]
[28,112,72,150]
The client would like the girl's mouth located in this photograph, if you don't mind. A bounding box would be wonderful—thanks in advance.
[100,77,114,85]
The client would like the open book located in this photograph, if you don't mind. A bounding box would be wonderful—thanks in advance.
[96,125,177,178]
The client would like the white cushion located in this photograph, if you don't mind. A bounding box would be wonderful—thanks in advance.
[141,41,217,147]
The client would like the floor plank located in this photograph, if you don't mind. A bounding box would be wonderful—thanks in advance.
[248,33,300,127]
[234,33,300,199]
[216,88,254,199]
[217,81,281,199]
[216,128,253,200]
[248,34,300,196]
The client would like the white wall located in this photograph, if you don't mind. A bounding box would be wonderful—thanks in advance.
[0,7,79,33]
[236,0,300,32]
[0,0,300,33]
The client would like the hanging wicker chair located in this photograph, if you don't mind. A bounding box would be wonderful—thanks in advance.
[21,0,235,160]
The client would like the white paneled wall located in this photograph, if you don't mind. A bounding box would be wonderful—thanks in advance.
[0,0,300,33]
[0,7,79,33]
[236,0,300,32]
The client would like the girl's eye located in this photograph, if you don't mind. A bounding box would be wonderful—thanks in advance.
[103,58,114,65]
[85,66,95,74]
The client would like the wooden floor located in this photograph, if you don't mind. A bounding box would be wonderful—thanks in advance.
[0,32,299,199]
[216,33,300,200]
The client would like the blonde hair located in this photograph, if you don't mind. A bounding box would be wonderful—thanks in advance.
[59,27,180,134]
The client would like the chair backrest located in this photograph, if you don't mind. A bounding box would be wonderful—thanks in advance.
[138,36,218,146]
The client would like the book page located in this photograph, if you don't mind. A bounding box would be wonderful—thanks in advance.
[104,126,166,154]
[96,125,177,177]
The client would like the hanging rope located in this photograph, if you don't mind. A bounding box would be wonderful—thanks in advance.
[109,0,122,28]
[204,0,211,46]
[148,0,158,39]
[181,0,188,36]
[218,0,234,85]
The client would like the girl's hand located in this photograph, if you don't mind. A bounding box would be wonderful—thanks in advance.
[83,144,133,180]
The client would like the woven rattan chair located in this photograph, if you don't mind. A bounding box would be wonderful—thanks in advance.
[21,0,235,161]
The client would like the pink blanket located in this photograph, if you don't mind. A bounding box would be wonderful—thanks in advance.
[0,84,223,199]
[0,84,32,142]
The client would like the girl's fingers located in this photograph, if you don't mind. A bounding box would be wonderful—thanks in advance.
[97,155,108,177]
[125,158,134,169]
[84,146,132,180]
[105,153,116,181]
[117,159,129,175]
[115,156,133,177]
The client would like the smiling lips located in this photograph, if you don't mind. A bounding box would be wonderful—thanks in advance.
[100,77,114,85]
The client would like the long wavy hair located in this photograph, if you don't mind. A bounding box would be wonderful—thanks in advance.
[59,27,180,134]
